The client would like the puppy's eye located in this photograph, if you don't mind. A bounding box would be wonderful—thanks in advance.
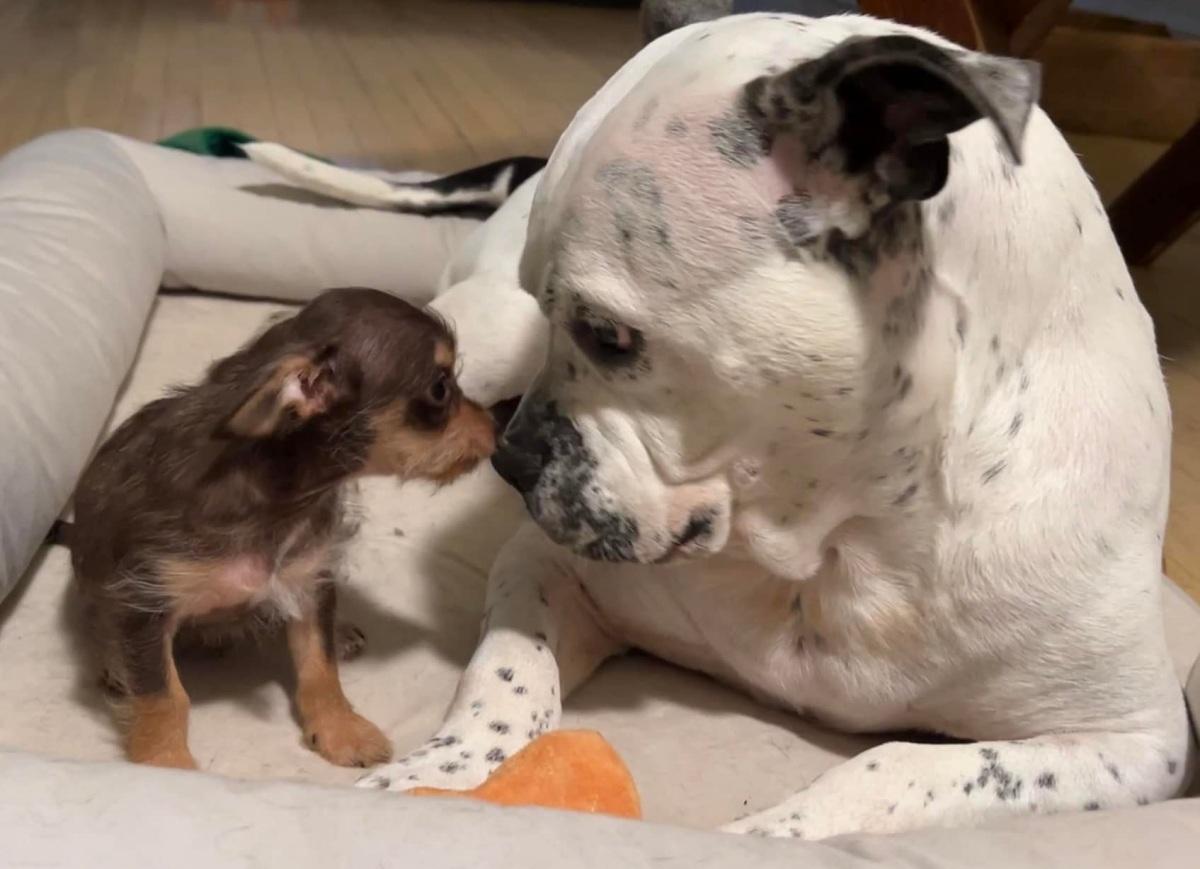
[570,318,643,367]
[428,373,451,406]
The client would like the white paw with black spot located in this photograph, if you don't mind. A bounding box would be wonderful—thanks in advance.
[356,733,507,793]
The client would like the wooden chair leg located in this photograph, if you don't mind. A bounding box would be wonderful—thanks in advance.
[858,0,1070,55]
[1108,119,1200,267]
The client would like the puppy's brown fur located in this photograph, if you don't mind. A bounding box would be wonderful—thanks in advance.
[71,288,495,770]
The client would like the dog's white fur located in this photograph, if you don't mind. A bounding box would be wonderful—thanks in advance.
[340,14,1189,838]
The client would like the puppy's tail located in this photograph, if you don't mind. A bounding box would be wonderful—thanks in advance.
[45,519,74,549]
[240,142,545,217]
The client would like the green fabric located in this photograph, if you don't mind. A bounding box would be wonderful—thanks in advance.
[156,127,333,164]
[156,127,258,158]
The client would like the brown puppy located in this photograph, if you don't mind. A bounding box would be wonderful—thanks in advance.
[70,288,495,770]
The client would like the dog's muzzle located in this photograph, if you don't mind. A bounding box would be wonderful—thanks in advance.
[491,437,543,496]
[490,396,543,493]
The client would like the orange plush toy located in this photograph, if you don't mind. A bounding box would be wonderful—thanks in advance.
[410,730,641,819]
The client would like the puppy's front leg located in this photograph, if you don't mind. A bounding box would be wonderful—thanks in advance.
[121,611,196,770]
[358,522,620,792]
[288,582,392,767]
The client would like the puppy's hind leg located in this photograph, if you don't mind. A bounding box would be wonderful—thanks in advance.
[358,522,621,792]
[118,610,196,770]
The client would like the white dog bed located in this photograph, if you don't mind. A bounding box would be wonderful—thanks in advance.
[0,130,1197,866]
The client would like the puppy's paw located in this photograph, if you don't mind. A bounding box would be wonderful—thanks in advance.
[129,745,198,771]
[335,622,367,661]
[304,710,393,768]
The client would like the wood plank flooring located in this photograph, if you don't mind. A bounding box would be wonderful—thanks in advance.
[1,0,1197,603]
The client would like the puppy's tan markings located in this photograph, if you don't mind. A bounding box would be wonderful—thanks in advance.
[365,399,496,484]
[124,631,196,770]
[288,585,391,767]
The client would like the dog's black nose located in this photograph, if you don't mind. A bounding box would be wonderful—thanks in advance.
[489,396,523,435]
[491,440,543,494]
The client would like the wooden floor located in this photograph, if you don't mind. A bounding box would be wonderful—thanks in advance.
[2,0,1198,603]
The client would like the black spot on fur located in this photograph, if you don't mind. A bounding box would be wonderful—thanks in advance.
[438,762,461,774]
[937,198,956,225]
[774,193,816,245]
[496,667,514,682]
[486,748,506,763]
[1009,412,1023,437]
[489,721,510,734]
[1106,764,1121,783]
[513,686,528,695]
[1167,759,1178,775]
[990,335,1000,354]
[976,748,1023,801]
[1036,772,1056,790]
[866,761,879,771]
[963,782,974,795]
[1084,801,1101,812]
[1073,211,1082,234]
[1115,285,1125,301]
[665,116,688,138]
[982,461,1006,484]
[596,159,673,274]
[708,99,769,168]
[811,428,833,438]
[956,313,968,343]
[893,483,918,506]
[633,96,659,131]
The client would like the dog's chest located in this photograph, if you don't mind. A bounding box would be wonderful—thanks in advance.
[581,558,929,726]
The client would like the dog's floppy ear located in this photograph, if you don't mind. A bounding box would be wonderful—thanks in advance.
[745,35,1041,200]
[222,346,346,439]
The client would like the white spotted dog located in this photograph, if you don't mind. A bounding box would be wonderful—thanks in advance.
[357,13,1194,839]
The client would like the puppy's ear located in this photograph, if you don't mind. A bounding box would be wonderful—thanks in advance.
[222,347,345,439]
[745,35,1040,200]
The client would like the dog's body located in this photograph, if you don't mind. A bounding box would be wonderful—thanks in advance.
[257,12,1192,838]
[71,288,496,771]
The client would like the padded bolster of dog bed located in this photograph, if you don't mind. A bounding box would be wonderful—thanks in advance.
[0,130,163,597]
[2,747,1200,869]
[0,129,481,597]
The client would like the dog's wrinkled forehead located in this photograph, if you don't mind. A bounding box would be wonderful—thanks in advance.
[521,14,1038,304]
[524,21,814,305]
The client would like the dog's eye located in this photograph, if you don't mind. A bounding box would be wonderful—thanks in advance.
[570,318,643,367]
[428,373,451,406]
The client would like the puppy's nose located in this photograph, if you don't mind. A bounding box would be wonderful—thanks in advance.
[491,440,543,494]
[489,396,523,436]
